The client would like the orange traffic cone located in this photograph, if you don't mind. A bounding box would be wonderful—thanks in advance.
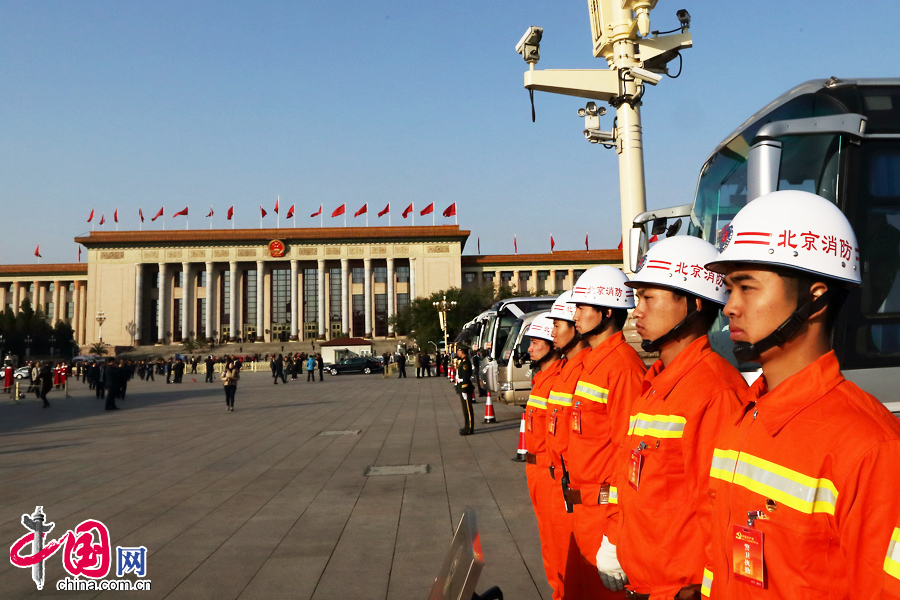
[483,391,496,423]
[513,410,527,462]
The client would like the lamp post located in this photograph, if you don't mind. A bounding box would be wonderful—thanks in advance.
[96,309,106,345]
[50,336,55,361]
[25,335,32,358]
[0,334,4,362]
[432,294,457,353]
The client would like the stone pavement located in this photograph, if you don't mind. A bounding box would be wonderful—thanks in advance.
[0,370,553,600]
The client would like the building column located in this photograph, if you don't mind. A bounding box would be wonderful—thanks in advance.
[317,259,325,339]
[80,282,88,345]
[567,269,574,289]
[256,260,265,342]
[157,263,167,344]
[72,283,81,345]
[205,261,215,341]
[290,260,299,340]
[386,258,395,336]
[133,266,142,346]
[33,281,41,314]
[340,258,349,336]
[297,267,304,340]
[549,269,557,293]
[532,269,539,294]
[51,280,60,323]
[229,261,238,342]
[363,258,372,338]
[512,270,520,292]
[409,257,416,300]
[182,262,192,341]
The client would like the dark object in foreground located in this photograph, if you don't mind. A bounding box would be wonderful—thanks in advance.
[427,507,502,600]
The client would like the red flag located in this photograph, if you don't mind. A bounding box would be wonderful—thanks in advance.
[402,203,413,218]
[442,203,456,217]
[514,235,518,255]
[87,209,94,223]
[332,204,346,217]
[173,206,189,217]
[99,214,106,225]
[206,206,214,218]
[152,207,164,221]
[227,206,234,220]
[286,205,295,219]
[113,209,118,223]
[35,245,41,258]
[139,208,144,222]
[648,234,659,244]
[378,203,390,217]
[616,236,621,251]
[354,204,367,217]
[420,203,434,216]
[274,196,279,214]
[550,235,555,252]
[260,205,267,218]
[311,205,322,217]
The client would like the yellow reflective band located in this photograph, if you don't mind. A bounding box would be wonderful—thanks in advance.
[574,380,609,404]
[701,568,713,598]
[709,448,838,515]
[548,390,573,407]
[886,527,900,581]
[627,413,687,439]
[608,486,618,505]
[527,395,548,410]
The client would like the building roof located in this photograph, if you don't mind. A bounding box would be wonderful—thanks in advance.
[319,337,373,347]
[0,263,88,277]
[74,225,471,248]
[461,249,622,267]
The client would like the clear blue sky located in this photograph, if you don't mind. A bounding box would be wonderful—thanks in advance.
[2,1,898,263]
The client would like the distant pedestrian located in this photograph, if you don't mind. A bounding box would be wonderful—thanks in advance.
[306,355,316,382]
[105,359,122,411]
[221,361,240,411]
[205,355,215,383]
[37,362,52,408]
[397,352,407,378]
[317,353,324,381]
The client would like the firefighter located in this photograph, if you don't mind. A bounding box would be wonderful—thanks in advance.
[455,345,475,436]
[598,236,746,600]
[700,190,900,599]
[567,266,646,598]
[545,290,592,599]
[523,312,565,597]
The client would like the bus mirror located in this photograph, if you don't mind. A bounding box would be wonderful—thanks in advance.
[629,227,646,273]
[665,219,682,237]
[651,217,667,236]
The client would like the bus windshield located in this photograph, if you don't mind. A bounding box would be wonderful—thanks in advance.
[498,319,524,367]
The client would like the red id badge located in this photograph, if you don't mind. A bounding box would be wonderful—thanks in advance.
[548,413,558,436]
[571,407,582,434]
[527,410,534,432]
[732,525,766,588]
[628,448,644,490]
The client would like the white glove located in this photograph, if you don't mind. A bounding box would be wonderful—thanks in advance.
[596,535,628,592]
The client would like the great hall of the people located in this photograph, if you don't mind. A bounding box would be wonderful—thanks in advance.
[0,226,622,349]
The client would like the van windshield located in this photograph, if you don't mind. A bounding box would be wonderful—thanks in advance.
[498,319,524,367]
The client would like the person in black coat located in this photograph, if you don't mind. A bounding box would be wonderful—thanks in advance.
[205,355,215,383]
[397,352,407,378]
[37,362,53,408]
[173,358,185,383]
[105,359,122,411]
[316,353,324,381]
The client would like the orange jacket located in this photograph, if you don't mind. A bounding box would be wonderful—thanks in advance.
[568,332,646,506]
[545,347,591,470]
[887,518,900,597]
[703,351,900,600]
[609,336,745,600]
[525,359,563,455]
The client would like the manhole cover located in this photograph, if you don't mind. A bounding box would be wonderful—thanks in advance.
[364,464,430,476]
[319,430,361,436]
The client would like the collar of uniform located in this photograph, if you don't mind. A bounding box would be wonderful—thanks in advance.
[560,347,590,381]
[746,350,845,436]
[532,358,563,389]
[583,332,628,372]
[640,336,713,400]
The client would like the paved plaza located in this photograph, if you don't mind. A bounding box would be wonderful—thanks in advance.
[0,370,552,600]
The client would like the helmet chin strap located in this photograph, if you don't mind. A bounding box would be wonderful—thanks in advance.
[582,312,613,342]
[531,348,556,370]
[733,288,835,364]
[557,329,582,358]
[640,296,700,353]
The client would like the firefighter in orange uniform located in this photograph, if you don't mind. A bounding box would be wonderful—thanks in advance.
[700,190,900,599]
[523,312,565,598]
[545,290,591,599]
[566,266,646,599]
[598,237,746,600]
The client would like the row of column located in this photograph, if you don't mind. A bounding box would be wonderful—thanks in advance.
[0,280,88,343]
[137,257,416,345]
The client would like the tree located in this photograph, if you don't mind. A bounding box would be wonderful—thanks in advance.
[181,338,200,354]
[89,342,109,356]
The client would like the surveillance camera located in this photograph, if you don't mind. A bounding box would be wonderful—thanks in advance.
[516,26,543,64]
[584,129,614,144]
[577,108,586,117]
[676,9,691,28]
[630,67,662,86]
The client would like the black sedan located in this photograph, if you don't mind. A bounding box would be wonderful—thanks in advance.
[328,357,383,376]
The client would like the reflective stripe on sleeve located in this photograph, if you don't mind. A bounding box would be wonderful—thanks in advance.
[548,390,573,407]
[709,448,838,515]
[574,381,609,404]
[886,527,900,581]
[527,395,548,410]
[608,486,618,505]
[701,568,713,598]
[627,413,687,439]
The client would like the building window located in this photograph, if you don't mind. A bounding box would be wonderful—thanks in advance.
[175,271,182,288]
[243,270,257,326]
[500,272,513,286]
[175,298,183,341]
[396,266,409,283]
[272,269,290,324]
[329,268,342,327]
[221,270,231,321]
[464,273,476,284]
[200,271,207,288]
[482,272,494,284]
[352,294,365,337]
[397,293,409,311]
[555,271,566,291]
[28,283,34,292]
[352,267,364,284]
[303,268,318,326]
[47,302,54,320]
[375,266,387,284]
[48,282,55,292]
[198,298,206,335]
[67,302,74,320]
[374,293,387,337]
[573,269,586,282]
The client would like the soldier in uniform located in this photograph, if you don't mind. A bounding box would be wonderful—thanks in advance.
[455,345,475,436]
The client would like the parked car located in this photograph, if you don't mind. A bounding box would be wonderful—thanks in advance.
[328,357,382,376]
[14,367,30,379]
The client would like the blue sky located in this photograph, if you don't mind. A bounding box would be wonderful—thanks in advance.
[1,1,898,263]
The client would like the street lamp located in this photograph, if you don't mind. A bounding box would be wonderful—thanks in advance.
[25,335,32,358]
[50,335,55,361]
[432,294,457,353]
[0,334,4,362]
[96,309,106,344]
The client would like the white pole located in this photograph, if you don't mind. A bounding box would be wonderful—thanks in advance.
[432,210,435,226]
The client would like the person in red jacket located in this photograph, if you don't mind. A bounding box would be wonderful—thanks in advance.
[701,190,900,599]
[524,312,565,598]
[545,291,591,599]
[567,266,646,599]
[599,237,746,600]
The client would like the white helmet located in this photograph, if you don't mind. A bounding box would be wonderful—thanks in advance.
[627,236,727,304]
[706,190,860,285]
[571,266,635,309]
[549,291,577,322]
[525,312,555,343]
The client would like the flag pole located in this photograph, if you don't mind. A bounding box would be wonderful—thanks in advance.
[412,203,415,226]
[186,217,189,231]
[432,210,435,226]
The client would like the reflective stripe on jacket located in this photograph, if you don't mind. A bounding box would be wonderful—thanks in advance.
[525,359,563,455]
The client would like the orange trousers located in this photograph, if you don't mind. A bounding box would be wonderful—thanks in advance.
[573,503,625,599]
[527,456,560,598]
[547,471,584,600]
